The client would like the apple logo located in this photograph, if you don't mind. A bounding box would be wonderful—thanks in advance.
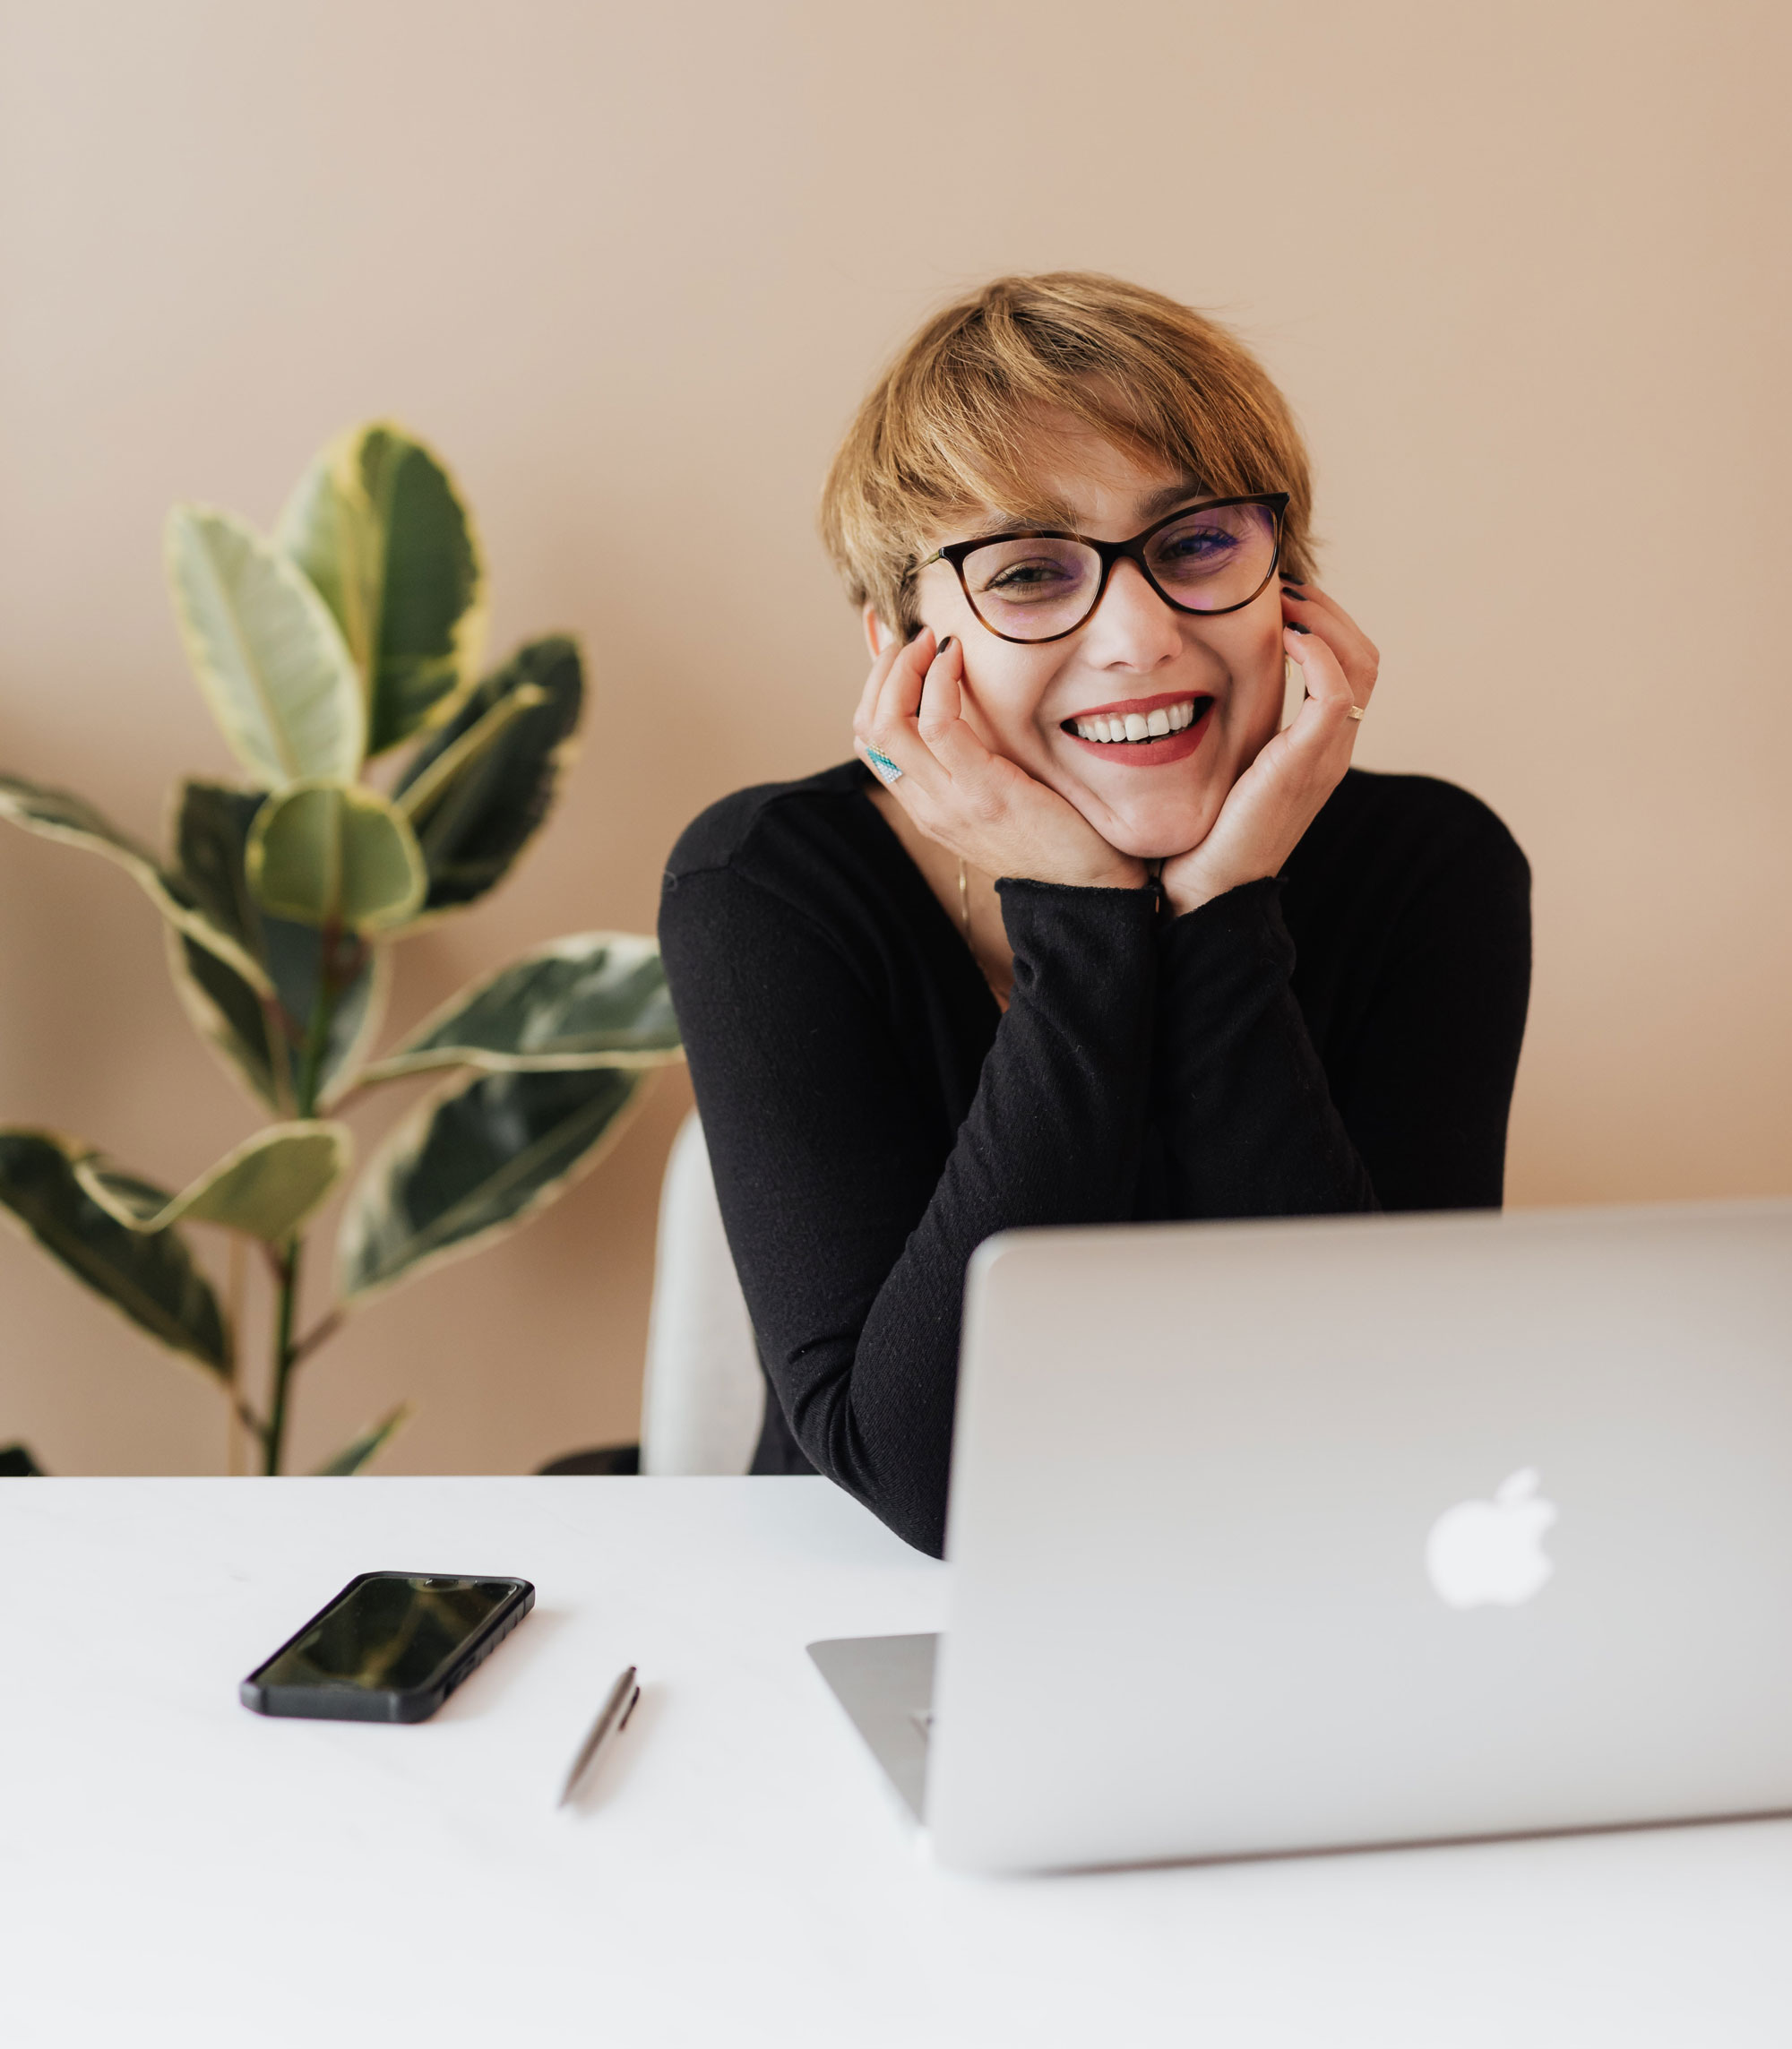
[1425,1468,1558,1610]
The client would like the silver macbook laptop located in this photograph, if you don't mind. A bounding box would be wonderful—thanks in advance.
[809,1199,1792,1873]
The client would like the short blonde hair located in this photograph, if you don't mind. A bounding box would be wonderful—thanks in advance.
[820,271,1314,636]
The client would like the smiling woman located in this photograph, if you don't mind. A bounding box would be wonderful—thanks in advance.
[659,273,1532,1557]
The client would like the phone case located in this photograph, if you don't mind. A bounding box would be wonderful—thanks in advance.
[239,1572,536,1723]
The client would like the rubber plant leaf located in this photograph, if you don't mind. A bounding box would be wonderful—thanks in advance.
[0,774,271,994]
[314,1401,415,1476]
[391,636,583,919]
[0,1444,47,1476]
[358,933,681,1085]
[0,1130,230,1376]
[338,1066,643,1305]
[246,781,426,934]
[165,505,365,788]
[277,423,487,757]
[74,1122,352,1244]
[168,781,389,1109]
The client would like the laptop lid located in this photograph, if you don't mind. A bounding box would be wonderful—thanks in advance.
[926,1200,1792,1873]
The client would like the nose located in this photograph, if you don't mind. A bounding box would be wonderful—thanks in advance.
[1081,558,1183,672]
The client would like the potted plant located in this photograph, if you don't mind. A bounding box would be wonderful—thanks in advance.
[0,424,682,1473]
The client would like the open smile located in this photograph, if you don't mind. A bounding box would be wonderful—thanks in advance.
[1059,691,1214,767]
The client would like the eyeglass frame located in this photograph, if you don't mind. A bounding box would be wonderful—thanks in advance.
[918,490,1291,647]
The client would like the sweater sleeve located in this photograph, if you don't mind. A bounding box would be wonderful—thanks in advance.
[1149,879,1380,1218]
[659,862,1159,1556]
[1313,811,1532,1210]
[1150,791,1533,1218]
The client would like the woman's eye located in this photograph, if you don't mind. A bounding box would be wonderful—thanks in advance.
[984,559,1078,596]
[1158,529,1237,565]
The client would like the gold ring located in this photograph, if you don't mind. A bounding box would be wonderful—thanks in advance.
[1347,706,1366,723]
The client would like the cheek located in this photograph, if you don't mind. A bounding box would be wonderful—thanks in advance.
[1222,631,1288,739]
[956,650,1060,757]
[912,567,978,645]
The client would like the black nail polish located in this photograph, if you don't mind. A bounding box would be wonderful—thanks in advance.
[1288,622,1311,634]
[1281,585,1306,597]
[938,635,956,654]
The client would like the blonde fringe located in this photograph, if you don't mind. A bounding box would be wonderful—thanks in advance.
[820,272,1315,637]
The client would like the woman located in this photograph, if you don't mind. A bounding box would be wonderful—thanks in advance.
[659,273,1530,1556]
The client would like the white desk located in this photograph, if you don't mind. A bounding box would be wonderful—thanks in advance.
[4,1478,1789,2047]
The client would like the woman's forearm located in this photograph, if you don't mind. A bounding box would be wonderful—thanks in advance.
[1148,879,1378,1220]
[664,863,1161,1556]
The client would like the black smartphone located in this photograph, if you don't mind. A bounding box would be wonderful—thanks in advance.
[239,1571,535,1724]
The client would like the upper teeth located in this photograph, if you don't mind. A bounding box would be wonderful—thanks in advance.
[1072,700,1200,744]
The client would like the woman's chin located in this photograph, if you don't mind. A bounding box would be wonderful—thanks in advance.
[1081,798,1218,864]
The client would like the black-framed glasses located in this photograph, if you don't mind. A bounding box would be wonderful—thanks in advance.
[921,492,1289,646]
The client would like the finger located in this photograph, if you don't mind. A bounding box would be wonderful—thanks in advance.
[1282,584,1362,646]
[868,625,937,741]
[864,630,953,795]
[1283,624,1360,727]
[920,644,1008,787]
[1280,578,1344,618]
[856,734,917,793]
[852,636,904,742]
[914,635,969,753]
[1281,583,1378,703]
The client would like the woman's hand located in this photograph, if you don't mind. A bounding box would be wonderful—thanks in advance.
[854,628,1147,891]
[1159,582,1379,917]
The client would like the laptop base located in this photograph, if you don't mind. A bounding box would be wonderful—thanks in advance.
[807,1633,937,1822]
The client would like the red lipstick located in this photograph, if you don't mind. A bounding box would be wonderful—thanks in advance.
[1060,694,1214,769]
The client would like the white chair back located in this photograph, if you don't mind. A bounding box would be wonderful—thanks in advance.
[639,1110,765,1476]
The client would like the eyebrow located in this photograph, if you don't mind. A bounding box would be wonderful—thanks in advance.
[937,476,1215,555]
[1004,476,1211,533]
[1136,477,1210,519]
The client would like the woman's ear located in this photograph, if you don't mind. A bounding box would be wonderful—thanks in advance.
[861,603,892,659]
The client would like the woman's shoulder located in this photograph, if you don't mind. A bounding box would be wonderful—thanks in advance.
[1297,768,1529,891]
[659,762,947,1001]
[664,761,876,885]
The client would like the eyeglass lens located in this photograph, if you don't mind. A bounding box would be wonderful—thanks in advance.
[961,501,1279,642]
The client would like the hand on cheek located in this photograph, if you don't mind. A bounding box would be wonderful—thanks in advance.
[1159,613,1374,917]
[854,628,1147,893]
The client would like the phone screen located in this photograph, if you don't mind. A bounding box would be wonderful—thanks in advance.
[257,1574,521,1695]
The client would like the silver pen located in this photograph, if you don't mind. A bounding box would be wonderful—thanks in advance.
[556,1665,641,1808]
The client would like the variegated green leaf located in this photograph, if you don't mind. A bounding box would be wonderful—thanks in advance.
[166,931,291,1111]
[168,782,389,1109]
[393,682,547,827]
[278,424,487,756]
[246,780,426,934]
[0,773,271,994]
[0,1130,230,1375]
[75,1122,351,1243]
[339,1066,644,1304]
[168,779,264,950]
[314,1401,414,1476]
[360,934,679,1085]
[165,506,365,788]
[392,637,582,919]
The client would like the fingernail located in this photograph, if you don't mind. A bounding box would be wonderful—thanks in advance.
[1287,622,1311,634]
[1281,585,1305,598]
[938,635,957,655]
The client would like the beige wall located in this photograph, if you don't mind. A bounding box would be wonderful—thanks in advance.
[1,0,1787,1476]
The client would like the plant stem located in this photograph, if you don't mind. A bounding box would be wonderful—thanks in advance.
[258,994,298,1115]
[288,1309,343,1370]
[263,1239,301,1476]
[232,1390,271,1455]
[262,920,355,1475]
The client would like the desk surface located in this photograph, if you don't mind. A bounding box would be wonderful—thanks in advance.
[4,1477,1790,2047]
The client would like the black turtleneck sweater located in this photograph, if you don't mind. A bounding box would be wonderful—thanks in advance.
[659,762,1530,1556]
